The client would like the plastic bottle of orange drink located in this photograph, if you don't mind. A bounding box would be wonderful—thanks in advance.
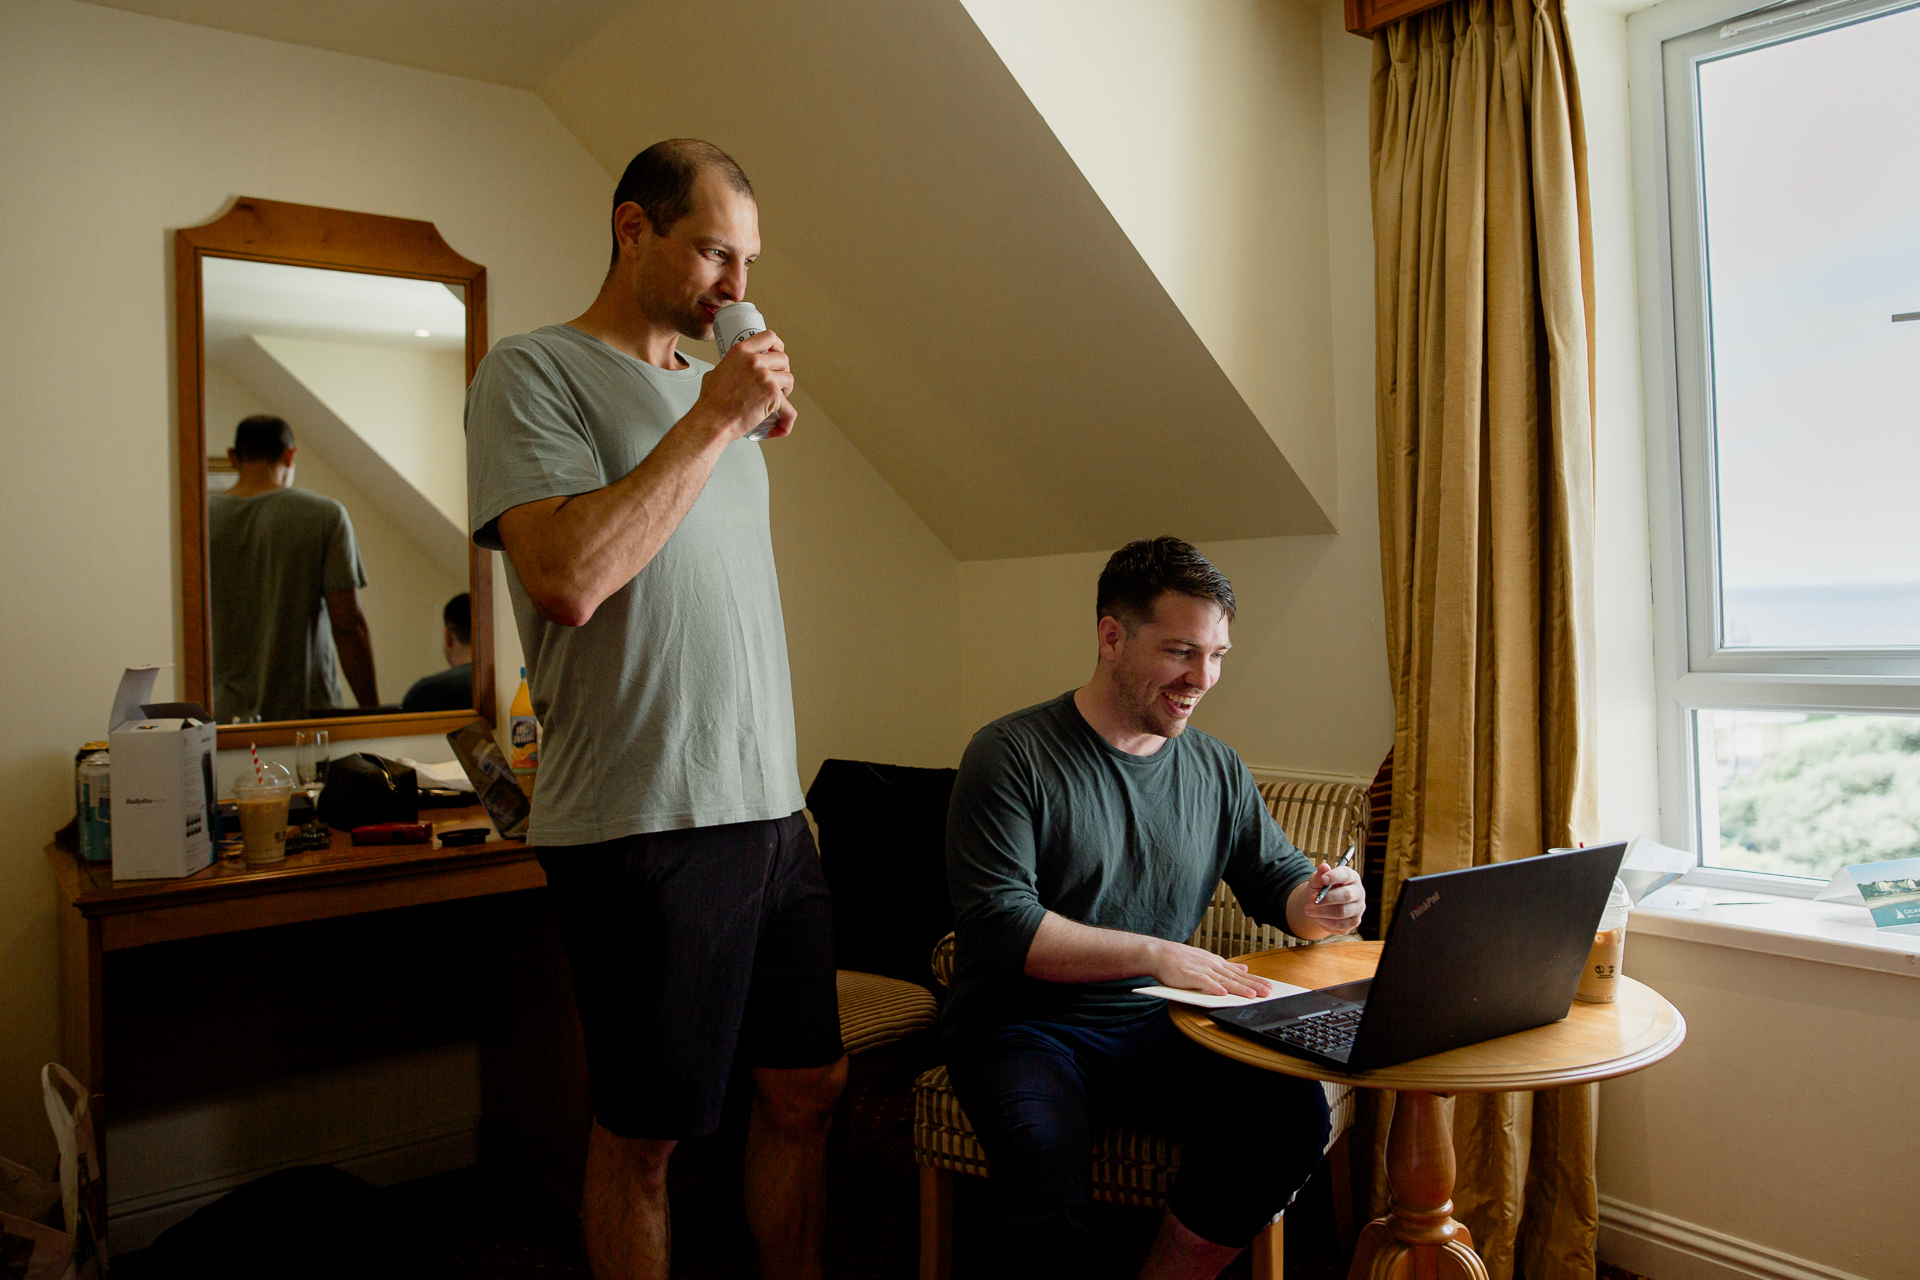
[509,667,539,796]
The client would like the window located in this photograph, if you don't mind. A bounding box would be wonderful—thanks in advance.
[1638,0,1920,891]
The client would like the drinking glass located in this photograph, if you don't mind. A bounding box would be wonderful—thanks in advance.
[295,730,330,801]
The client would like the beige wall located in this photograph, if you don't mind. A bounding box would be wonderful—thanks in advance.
[252,335,468,534]
[764,389,968,786]
[953,3,1390,778]
[1568,0,1662,845]
[1598,934,1920,1279]
[960,0,1340,519]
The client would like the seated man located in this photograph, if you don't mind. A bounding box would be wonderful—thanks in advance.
[401,593,475,712]
[944,537,1365,1280]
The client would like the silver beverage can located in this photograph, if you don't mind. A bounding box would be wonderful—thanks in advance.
[711,301,780,441]
[713,300,766,353]
[77,750,112,863]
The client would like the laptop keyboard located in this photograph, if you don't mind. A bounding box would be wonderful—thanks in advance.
[1274,1008,1363,1056]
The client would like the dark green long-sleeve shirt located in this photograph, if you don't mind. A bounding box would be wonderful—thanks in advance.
[943,692,1315,1041]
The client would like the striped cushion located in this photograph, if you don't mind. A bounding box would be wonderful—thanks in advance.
[837,970,938,1055]
[912,780,1372,1203]
[1188,781,1370,958]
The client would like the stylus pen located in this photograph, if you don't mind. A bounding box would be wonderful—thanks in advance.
[1314,845,1356,903]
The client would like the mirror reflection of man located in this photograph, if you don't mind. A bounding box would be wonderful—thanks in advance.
[466,140,841,1280]
[208,414,379,722]
[400,593,474,712]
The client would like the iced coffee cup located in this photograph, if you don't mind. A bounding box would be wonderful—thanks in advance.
[1575,927,1627,1003]
[1574,876,1633,1003]
[233,762,294,866]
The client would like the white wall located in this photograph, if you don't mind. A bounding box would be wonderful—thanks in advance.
[950,2,1391,779]
[764,389,969,787]
[960,0,1341,519]
[1568,0,1662,845]
[1597,933,1920,1280]
[252,335,468,534]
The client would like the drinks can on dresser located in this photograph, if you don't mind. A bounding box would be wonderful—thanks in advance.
[75,747,112,863]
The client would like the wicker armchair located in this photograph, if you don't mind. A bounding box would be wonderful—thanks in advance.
[911,779,1370,1280]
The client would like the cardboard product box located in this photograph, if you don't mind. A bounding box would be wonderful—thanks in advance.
[107,667,217,880]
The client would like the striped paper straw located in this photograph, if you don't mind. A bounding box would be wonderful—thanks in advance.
[250,742,264,784]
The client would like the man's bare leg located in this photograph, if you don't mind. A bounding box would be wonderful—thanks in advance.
[744,1057,849,1280]
[1139,1208,1241,1280]
[581,1122,675,1280]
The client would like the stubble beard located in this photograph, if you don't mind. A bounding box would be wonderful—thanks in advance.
[1129,682,1187,741]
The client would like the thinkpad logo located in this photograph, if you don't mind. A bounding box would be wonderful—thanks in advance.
[1409,891,1439,921]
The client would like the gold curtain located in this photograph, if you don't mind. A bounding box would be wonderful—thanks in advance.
[1365,0,1599,1275]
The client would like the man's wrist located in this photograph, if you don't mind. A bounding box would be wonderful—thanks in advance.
[1286,879,1327,940]
[676,403,737,449]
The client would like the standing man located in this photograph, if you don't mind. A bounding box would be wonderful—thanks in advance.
[208,414,379,722]
[944,537,1365,1280]
[465,140,845,1280]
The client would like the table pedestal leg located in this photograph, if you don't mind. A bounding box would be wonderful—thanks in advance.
[1346,1091,1488,1280]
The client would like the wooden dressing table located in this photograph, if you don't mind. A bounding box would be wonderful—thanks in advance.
[46,808,590,1212]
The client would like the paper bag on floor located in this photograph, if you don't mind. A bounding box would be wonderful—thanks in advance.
[41,1065,106,1277]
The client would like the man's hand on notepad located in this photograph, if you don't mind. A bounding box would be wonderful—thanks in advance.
[1147,939,1275,999]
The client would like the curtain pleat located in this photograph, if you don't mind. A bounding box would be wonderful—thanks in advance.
[1366,0,1599,1274]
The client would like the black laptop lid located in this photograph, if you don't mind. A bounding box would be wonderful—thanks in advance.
[1345,842,1627,1070]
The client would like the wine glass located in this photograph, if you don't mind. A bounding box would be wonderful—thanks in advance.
[295,729,330,803]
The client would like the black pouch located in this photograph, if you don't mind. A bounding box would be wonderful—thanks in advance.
[316,754,419,830]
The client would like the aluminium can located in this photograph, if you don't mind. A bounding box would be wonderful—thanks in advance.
[76,750,111,863]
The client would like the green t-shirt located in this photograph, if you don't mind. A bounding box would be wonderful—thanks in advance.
[465,324,804,844]
[944,691,1314,1039]
[207,486,367,723]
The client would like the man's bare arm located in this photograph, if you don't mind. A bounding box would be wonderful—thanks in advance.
[324,587,380,708]
[497,331,796,627]
[1023,912,1275,999]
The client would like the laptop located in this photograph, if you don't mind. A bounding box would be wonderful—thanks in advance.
[1207,842,1628,1072]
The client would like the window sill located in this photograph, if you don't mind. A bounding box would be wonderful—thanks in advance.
[1631,887,1920,978]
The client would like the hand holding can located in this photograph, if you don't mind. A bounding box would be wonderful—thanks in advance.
[713,302,784,441]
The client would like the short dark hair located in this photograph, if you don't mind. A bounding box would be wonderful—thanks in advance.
[1095,537,1235,632]
[443,592,472,646]
[231,415,295,464]
[609,139,755,269]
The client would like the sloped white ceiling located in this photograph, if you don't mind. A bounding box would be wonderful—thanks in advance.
[539,0,1333,559]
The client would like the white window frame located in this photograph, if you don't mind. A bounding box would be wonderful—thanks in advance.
[1629,0,1920,897]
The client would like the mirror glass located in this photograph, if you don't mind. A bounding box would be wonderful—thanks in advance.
[201,257,470,724]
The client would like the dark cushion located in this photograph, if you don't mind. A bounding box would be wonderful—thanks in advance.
[807,759,956,990]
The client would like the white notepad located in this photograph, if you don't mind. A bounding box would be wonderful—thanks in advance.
[1134,981,1309,1009]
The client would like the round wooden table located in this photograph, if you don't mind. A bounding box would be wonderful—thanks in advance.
[1169,940,1685,1280]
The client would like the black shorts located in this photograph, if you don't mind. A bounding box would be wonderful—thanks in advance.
[538,812,844,1140]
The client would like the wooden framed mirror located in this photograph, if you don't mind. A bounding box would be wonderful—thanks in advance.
[175,197,493,747]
